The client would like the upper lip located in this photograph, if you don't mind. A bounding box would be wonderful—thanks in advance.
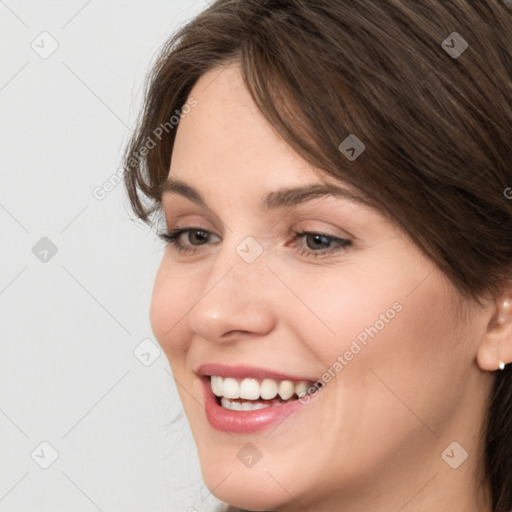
[197,363,317,382]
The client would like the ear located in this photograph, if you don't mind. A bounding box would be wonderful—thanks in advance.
[477,294,512,372]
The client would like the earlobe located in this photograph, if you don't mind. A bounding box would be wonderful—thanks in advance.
[476,297,512,372]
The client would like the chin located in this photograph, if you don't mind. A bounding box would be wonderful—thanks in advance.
[202,471,287,511]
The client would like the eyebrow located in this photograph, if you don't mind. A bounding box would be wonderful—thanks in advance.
[159,177,372,211]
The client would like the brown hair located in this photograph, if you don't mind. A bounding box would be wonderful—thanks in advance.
[122,0,512,510]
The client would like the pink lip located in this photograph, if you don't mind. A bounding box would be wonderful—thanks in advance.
[202,378,314,433]
[197,364,321,434]
[197,363,317,382]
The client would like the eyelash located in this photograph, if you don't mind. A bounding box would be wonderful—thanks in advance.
[157,227,351,259]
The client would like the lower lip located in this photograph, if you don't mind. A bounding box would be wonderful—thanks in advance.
[202,378,313,434]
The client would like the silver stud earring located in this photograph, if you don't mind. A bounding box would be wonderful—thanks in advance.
[498,360,506,370]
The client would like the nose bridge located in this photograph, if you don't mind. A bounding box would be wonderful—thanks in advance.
[209,230,271,294]
[187,234,275,340]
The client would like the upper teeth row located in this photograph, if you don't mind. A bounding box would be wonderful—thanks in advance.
[210,376,312,400]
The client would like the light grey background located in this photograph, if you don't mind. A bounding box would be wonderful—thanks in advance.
[0,1,224,510]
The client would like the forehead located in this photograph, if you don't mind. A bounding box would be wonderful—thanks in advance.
[171,64,314,183]
[166,64,378,216]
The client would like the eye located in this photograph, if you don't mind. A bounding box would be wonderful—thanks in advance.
[157,227,219,254]
[290,230,351,258]
[156,227,351,258]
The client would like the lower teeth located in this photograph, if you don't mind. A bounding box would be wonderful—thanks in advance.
[219,397,296,411]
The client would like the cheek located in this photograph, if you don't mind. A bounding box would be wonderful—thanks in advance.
[297,252,460,369]
[149,262,192,357]
[281,263,405,365]
[337,271,467,440]
[294,259,466,426]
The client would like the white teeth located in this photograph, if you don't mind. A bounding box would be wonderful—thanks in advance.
[222,377,239,399]
[294,381,309,398]
[239,378,260,400]
[211,376,223,397]
[229,399,242,411]
[241,400,255,411]
[260,378,278,399]
[221,397,268,411]
[278,380,295,400]
[209,376,314,403]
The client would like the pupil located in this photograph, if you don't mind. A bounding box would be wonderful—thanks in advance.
[191,230,208,244]
[308,234,329,250]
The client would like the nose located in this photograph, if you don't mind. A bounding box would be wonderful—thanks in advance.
[188,252,277,343]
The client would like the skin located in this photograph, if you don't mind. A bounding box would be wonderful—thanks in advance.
[149,63,512,511]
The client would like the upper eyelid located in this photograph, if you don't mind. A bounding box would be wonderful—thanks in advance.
[164,213,354,238]
[163,214,229,234]
[160,198,360,238]
[168,225,348,239]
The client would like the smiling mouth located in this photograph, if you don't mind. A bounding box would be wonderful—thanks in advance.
[208,375,320,411]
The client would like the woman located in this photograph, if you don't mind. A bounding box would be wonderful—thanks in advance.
[122,1,512,510]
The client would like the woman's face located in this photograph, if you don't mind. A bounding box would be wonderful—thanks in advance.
[150,63,495,511]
